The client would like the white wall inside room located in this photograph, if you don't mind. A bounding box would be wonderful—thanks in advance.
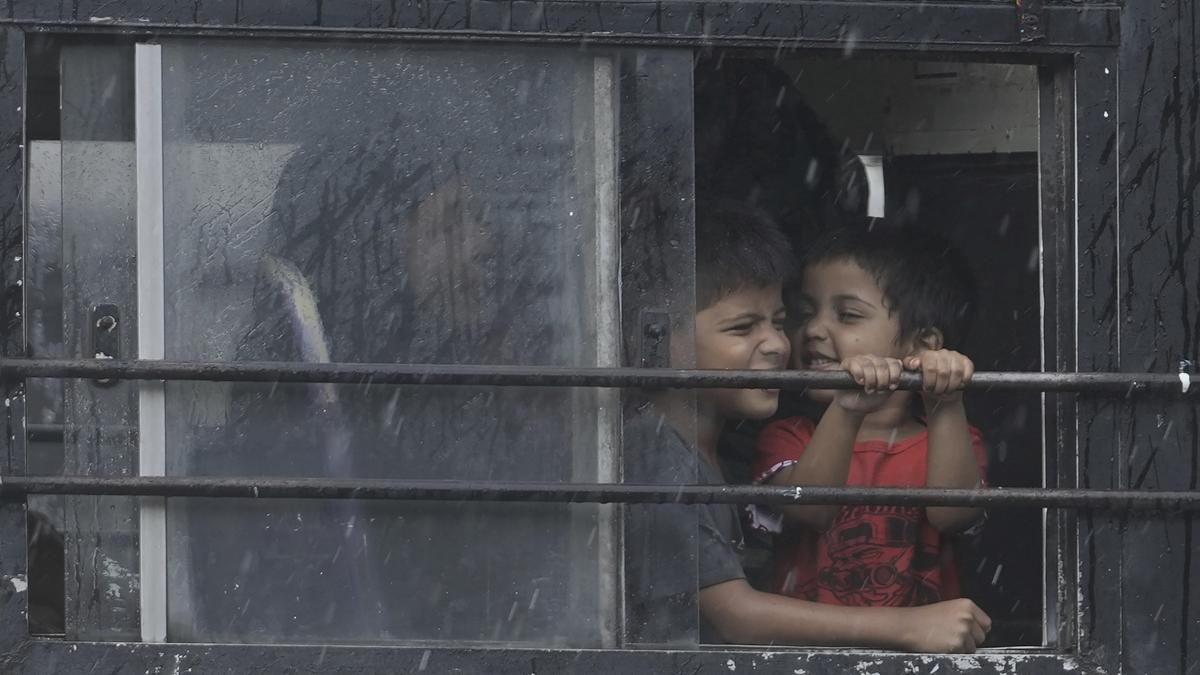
[777,58,1039,156]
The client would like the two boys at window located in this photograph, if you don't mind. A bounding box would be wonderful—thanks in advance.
[626,201,991,652]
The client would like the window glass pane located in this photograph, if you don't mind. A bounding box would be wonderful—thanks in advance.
[57,43,139,641]
[155,40,610,645]
[40,38,700,649]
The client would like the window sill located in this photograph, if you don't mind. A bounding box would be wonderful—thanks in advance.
[4,639,1099,674]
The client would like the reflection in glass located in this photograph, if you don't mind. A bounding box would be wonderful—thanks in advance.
[158,43,608,645]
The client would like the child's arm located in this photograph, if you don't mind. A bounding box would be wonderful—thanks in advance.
[907,349,984,532]
[761,355,903,530]
[699,578,991,652]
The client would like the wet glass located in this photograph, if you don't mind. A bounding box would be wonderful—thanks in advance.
[36,38,700,647]
[56,43,140,641]
[156,40,612,645]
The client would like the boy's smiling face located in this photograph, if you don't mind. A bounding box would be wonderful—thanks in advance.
[694,283,790,420]
[792,259,913,403]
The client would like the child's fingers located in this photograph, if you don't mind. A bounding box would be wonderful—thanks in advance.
[846,357,879,393]
[846,356,916,394]
[847,360,864,382]
[946,362,964,392]
[937,353,958,392]
[845,359,868,389]
[886,358,903,390]
[858,359,877,393]
[919,355,935,392]
[924,354,949,393]
[870,359,892,393]
[944,352,972,392]
[970,621,986,648]
[937,360,954,393]
[858,363,873,393]
[972,604,993,633]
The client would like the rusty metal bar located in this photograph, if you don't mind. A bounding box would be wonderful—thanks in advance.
[1,358,1197,396]
[2,476,1199,511]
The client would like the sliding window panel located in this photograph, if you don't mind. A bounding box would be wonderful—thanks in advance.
[59,44,141,641]
[155,40,611,646]
[618,51,701,648]
[26,139,67,637]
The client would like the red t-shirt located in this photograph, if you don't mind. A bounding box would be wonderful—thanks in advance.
[753,417,987,607]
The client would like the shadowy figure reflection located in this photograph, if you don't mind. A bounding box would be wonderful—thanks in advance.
[179,118,595,643]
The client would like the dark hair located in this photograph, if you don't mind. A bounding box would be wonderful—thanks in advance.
[796,227,978,348]
[696,200,799,310]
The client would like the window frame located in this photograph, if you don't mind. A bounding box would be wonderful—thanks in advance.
[0,1,1125,672]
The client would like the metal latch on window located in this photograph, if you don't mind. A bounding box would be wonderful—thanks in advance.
[1016,0,1045,43]
[90,304,120,387]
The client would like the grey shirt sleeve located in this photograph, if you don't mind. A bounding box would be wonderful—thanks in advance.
[623,409,745,644]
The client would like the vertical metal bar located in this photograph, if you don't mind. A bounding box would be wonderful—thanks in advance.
[592,54,622,649]
[1038,60,1078,651]
[1036,66,1051,649]
[0,24,29,654]
[134,43,166,644]
[1072,48,1122,674]
[616,49,697,645]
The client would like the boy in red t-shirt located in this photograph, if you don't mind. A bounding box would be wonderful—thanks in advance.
[753,227,987,608]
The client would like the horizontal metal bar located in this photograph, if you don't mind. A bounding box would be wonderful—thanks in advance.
[0,2,1120,49]
[25,423,63,442]
[1,358,1196,396]
[3,476,1199,511]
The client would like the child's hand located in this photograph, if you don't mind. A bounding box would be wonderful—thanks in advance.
[905,349,974,402]
[897,598,991,653]
[835,355,903,414]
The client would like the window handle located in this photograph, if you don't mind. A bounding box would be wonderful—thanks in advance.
[90,304,120,387]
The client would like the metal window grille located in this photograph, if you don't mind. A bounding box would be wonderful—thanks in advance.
[2,357,1195,510]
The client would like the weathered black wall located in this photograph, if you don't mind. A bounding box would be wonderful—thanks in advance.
[1115,2,1200,673]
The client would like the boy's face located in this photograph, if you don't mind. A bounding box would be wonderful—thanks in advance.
[791,259,912,403]
[694,283,790,420]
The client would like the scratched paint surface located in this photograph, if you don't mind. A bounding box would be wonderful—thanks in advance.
[0,24,28,664]
[1116,2,1200,674]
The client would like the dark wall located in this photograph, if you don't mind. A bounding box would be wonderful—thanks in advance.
[888,154,1043,646]
[1114,2,1200,673]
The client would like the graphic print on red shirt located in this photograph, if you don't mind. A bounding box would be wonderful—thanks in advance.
[753,417,987,607]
